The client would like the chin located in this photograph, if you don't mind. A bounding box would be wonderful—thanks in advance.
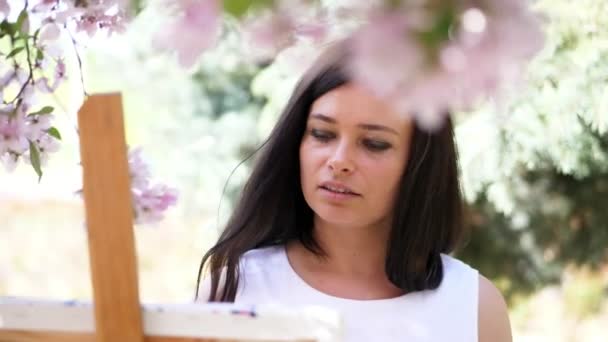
[313,205,364,227]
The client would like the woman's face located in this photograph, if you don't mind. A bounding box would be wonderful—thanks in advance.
[299,83,414,230]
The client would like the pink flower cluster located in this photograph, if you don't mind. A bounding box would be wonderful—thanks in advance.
[151,0,544,130]
[2,1,179,224]
[349,0,545,130]
[32,0,131,37]
[153,0,329,67]
[1,56,66,174]
[128,148,178,225]
[0,0,9,20]
[0,105,60,172]
[1,0,133,174]
[240,1,329,61]
[153,0,221,68]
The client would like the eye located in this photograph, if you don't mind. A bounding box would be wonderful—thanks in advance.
[310,128,335,142]
[363,139,391,152]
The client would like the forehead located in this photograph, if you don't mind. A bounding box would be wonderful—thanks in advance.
[309,83,408,126]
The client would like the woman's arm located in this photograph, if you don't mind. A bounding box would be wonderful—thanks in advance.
[478,275,512,342]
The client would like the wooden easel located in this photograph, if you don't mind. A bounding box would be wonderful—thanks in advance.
[0,94,340,342]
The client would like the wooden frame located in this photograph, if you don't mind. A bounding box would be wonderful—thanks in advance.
[0,94,340,342]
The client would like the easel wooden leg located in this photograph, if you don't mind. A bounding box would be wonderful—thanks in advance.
[78,93,144,342]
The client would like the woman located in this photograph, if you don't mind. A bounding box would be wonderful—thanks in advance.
[196,42,511,342]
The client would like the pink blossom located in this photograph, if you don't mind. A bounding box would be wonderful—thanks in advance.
[26,114,54,140]
[440,3,545,108]
[148,185,178,211]
[35,77,55,93]
[47,0,131,37]
[0,111,30,154]
[76,12,102,36]
[25,133,60,166]
[18,85,39,114]
[153,0,220,68]
[36,133,60,153]
[127,146,178,225]
[133,185,178,225]
[344,1,544,130]
[241,1,330,60]
[242,10,296,59]
[294,22,327,43]
[0,152,19,172]
[20,13,30,35]
[15,67,29,84]
[0,0,9,20]
[0,68,14,88]
[54,6,85,26]
[75,146,177,225]
[36,133,60,154]
[36,59,67,93]
[55,59,67,80]
[348,12,425,98]
[0,102,62,171]
[390,70,460,131]
[31,0,60,12]
[128,147,151,191]
[39,22,62,42]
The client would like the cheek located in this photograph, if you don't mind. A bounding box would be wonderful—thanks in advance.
[364,157,405,198]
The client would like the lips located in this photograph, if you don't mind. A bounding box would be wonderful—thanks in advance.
[319,181,360,196]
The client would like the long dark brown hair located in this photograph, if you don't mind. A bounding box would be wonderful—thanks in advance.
[196,42,466,302]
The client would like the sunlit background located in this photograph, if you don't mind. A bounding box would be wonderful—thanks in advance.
[1,1,607,341]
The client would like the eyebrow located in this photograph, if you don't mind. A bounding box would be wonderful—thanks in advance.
[310,113,399,136]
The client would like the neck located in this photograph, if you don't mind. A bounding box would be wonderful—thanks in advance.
[307,216,392,277]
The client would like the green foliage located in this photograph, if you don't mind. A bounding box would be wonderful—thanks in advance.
[0,20,17,38]
[46,127,62,140]
[28,141,42,182]
[191,51,264,119]
[455,0,608,299]
[186,25,267,206]
[28,106,54,116]
[418,4,457,50]
[6,46,24,58]
[222,0,276,18]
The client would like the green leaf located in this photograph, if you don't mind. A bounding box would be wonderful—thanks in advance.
[223,0,275,18]
[36,48,44,61]
[0,20,16,38]
[418,6,456,48]
[16,10,28,35]
[29,141,43,182]
[28,106,54,116]
[131,0,145,15]
[46,127,62,140]
[386,0,403,9]
[6,46,24,58]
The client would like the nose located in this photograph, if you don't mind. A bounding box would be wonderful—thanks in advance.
[327,141,355,175]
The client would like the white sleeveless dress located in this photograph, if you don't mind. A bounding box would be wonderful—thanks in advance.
[231,245,479,342]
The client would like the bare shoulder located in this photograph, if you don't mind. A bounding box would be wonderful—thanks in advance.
[478,275,512,342]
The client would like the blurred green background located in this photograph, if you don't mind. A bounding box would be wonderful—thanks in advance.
[1,1,606,341]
